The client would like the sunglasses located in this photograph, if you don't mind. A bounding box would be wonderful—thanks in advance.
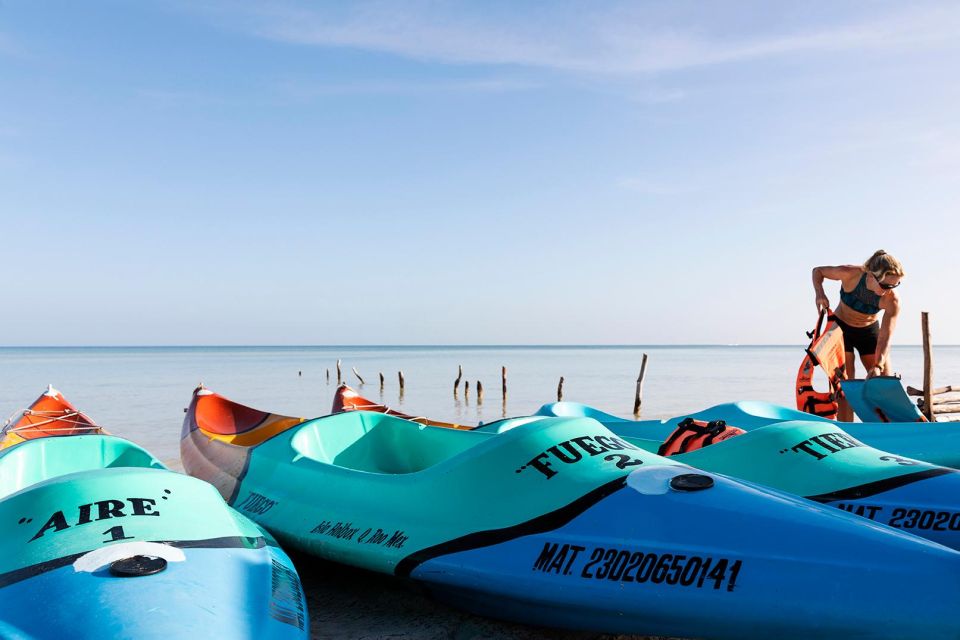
[873,273,900,290]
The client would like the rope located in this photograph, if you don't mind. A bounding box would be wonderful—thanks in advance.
[5,409,104,434]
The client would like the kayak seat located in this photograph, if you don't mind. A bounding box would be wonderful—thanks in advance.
[291,412,482,474]
[0,435,163,499]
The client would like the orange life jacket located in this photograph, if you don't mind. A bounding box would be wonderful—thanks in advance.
[796,310,846,419]
[658,418,746,457]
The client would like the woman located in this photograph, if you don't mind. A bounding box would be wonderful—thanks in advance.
[811,250,904,420]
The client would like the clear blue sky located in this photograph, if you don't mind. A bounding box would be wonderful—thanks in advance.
[2,1,958,345]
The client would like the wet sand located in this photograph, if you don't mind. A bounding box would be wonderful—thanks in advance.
[294,551,672,640]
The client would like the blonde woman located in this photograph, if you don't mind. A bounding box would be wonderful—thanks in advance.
[811,251,904,419]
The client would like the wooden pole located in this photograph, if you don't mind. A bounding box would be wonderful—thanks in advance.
[477,380,483,404]
[326,368,330,384]
[918,395,960,407]
[352,367,365,385]
[398,371,405,396]
[501,366,507,399]
[454,365,462,397]
[464,380,470,400]
[633,353,649,418]
[557,376,564,402]
[908,384,956,397]
[923,311,934,421]
[336,359,342,385]
[924,405,960,416]
[379,372,385,392]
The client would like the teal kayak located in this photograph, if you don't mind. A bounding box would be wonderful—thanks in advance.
[184,387,960,640]
[0,387,308,639]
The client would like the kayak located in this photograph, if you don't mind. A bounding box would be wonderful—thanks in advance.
[537,399,960,468]
[0,387,308,639]
[185,387,960,640]
[841,377,927,422]
[332,384,471,429]
[335,387,960,549]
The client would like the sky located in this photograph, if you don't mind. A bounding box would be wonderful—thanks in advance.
[1,1,959,345]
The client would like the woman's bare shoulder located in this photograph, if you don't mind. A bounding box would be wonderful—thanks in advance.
[815,265,863,281]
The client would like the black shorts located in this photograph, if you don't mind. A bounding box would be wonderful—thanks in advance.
[833,317,879,357]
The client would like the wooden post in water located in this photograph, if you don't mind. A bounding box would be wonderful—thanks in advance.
[352,367,365,385]
[464,380,470,402]
[379,372,385,392]
[633,353,649,418]
[398,371,405,398]
[454,365,463,397]
[336,359,342,385]
[477,380,483,404]
[557,376,565,402]
[502,366,507,399]
[922,311,934,421]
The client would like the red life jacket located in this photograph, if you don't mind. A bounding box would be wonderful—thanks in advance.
[658,418,746,457]
[796,310,847,419]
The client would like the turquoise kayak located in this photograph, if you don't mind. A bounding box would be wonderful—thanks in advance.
[536,399,960,468]
[184,387,960,640]
[0,387,308,639]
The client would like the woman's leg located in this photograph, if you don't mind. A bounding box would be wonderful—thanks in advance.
[838,353,856,422]
[860,352,879,377]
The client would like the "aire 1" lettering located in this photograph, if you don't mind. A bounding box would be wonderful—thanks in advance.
[29,498,160,542]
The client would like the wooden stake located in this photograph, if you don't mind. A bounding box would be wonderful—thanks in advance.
[326,368,330,384]
[454,365,462,397]
[502,366,507,399]
[633,353,649,418]
[352,367,365,385]
[557,376,564,402]
[379,372,384,391]
[923,405,960,416]
[923,311,934,421]
[908,384,955,397]
[477,380,483,404]
[298,370,301,377]
[336,359,342,385]
[398,370,405,391]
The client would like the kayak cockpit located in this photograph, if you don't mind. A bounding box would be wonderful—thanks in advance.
[0,435,163,499]
[291,412,487,474]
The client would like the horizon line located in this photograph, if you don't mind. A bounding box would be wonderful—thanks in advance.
[1,343,950,349]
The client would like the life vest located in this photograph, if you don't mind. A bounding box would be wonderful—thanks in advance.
[796,310,846,419]
[658,418,746,457]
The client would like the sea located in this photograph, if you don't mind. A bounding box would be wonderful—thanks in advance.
[2,345,959,468]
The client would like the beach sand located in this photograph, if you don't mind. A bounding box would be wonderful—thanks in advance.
[293,551,672,640]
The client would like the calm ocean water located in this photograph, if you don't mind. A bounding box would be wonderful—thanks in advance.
[2,345,958,468]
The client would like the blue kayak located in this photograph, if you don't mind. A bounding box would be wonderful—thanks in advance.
[0,387,308,639]
[535,399,960,468]
[842,377,928,422]
[186,387,960,640]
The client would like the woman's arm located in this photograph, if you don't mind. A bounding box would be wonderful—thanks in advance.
[874,294,901,375]
[812,265,857,312]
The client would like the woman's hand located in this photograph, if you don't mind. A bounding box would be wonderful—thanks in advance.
[866,366,883,379]
[815,293,830,313]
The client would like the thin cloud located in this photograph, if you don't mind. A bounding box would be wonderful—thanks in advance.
[189,1,960,75]
[277,76,540,98]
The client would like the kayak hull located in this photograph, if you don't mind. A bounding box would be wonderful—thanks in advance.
[0,388,308,640]
[184,389,960,639]
[536,400,960,468]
